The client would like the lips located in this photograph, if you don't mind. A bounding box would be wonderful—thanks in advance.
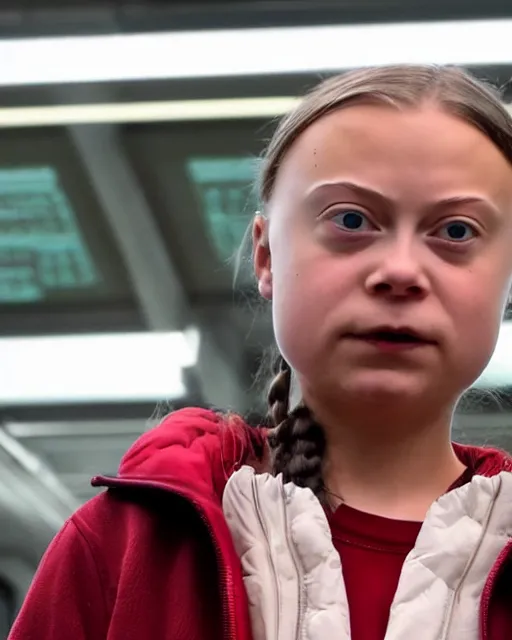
[358,331,425,344]
[346,326,436,346]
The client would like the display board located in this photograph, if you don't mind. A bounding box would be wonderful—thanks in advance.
[0,166,101,304]
[187,156,260,261]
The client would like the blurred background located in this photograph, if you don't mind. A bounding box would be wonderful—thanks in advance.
[0,0,512,634]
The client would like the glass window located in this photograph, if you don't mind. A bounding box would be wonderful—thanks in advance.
[0,128,143,335]
[123,118,274,297]
[0,166,102,304]
[187,156,260,262]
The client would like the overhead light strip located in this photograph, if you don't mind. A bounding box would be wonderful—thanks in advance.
[0,97,510,128]
[0,97,300,127]
[0,329,199,406]
[2,19,512,87]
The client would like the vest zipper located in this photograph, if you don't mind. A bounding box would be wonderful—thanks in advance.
[92,476,237,640]
[280,483,305,640]
[440,482,501,640]
[251,475,281,639]
[249,475,306,640]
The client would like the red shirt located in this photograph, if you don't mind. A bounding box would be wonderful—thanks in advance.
[327,469,476,640]
[329,504,421,640]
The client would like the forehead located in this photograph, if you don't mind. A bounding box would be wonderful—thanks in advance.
[271,104,512,207]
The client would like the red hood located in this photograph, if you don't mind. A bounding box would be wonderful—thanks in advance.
[107,408,267,502]
[453,441,512,475]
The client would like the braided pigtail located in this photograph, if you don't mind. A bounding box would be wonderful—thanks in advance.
[267,355,326,498]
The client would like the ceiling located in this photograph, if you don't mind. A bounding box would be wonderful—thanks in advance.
[0,0,511,37]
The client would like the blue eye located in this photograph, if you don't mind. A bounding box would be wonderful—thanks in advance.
[436,221,476,242]
[332,210,373,232]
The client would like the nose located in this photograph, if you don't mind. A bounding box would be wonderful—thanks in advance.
[365,239,430,300]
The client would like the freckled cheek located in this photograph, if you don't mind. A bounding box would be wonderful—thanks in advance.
[272,280,328,370]
[462,261,510,321]
[271,253,354,367]
[444,275,506,380]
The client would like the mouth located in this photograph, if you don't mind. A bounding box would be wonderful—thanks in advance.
[345,326,436,350]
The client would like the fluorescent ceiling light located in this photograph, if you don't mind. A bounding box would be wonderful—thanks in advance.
[474,322,512,389]
[0,329,199,405]
[0,97,300,128]
[0,97,510,128]
[3,19,512,87]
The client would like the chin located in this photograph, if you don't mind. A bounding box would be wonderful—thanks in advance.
[337,370,436,406]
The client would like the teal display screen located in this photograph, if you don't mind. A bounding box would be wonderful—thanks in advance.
[0,167,101,303]
[187,157,261,261]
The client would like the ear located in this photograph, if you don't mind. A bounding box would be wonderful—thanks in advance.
[252,214,273,300]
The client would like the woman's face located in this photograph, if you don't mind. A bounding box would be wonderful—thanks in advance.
[254,104,512,416]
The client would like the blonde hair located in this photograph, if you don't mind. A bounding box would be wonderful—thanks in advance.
[261,65,512,498]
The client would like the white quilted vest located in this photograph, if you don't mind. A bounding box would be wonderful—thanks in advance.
[223,466,512,640]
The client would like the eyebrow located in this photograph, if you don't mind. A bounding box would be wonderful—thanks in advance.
[304,181,501,216]
[305,181,393,208]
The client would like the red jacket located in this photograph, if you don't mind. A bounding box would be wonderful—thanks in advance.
[8,408,512,640]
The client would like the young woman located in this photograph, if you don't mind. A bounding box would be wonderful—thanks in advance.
[9,65,512,640]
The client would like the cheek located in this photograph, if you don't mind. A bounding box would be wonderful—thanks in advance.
[271,248,354,371]
[444,268,509,386]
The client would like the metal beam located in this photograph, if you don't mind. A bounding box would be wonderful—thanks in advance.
[71,124,188,331]
[70,124,248,411]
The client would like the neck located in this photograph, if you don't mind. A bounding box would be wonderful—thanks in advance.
[317,402,465,521]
